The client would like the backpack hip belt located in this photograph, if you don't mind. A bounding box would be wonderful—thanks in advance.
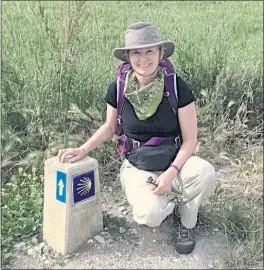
[118,134,182,157]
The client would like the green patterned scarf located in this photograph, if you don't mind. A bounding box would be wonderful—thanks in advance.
[124,67,164,120]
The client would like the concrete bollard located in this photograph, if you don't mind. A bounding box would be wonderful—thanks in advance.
[43,156,103,255]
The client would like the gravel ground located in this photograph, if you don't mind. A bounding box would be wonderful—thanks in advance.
[7,172,228,269]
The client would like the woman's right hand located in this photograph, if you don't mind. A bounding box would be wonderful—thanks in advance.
[58,147,87,163]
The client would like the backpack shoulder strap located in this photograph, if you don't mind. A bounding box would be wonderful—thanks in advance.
[116,74,126,136]
[115,62,131,105]
[116,74,126,115]
[116,62,131,136]
[163,68,178,115]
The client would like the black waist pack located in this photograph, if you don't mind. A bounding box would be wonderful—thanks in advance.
[126,143,180,171]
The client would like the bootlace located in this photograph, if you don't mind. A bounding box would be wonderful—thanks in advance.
[178,224,193,240]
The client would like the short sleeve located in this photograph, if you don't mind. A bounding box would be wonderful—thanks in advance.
[177,76,196,108]
[104,80,117,108]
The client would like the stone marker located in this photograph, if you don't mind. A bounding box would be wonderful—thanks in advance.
[43,156,103,255]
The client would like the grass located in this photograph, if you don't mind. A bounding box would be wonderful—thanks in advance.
[1,1,263,268]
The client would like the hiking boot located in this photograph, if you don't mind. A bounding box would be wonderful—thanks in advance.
[175,223,196,254]
[173,208,196,254]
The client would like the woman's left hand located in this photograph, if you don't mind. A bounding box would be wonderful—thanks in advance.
[151,168,177,195]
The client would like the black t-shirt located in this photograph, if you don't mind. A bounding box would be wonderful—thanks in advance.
[104,76,195,142]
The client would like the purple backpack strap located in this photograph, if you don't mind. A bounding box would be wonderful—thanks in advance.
[162,61,178,115]
[116,74,126,136]
[159,59,174,73]
[143,135,181,148]
[159,59,178,115]
[116,62,131,136]
[165,72,178,115]
[144,136,173,145]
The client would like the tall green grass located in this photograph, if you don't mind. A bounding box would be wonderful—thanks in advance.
[1,1,263,268]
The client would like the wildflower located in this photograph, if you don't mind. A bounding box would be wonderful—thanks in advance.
[18,167,23,174]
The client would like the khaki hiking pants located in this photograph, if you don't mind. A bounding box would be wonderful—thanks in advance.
[120,156,216,229]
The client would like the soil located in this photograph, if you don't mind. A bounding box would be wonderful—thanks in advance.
[7,170,228,269]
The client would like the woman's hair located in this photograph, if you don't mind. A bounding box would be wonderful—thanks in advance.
[124,45,165,62]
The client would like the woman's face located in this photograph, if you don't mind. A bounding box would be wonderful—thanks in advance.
[128,46,161,77]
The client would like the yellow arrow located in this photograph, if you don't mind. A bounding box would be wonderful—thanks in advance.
[58,179,64,196]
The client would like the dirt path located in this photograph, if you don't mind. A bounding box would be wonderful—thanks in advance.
[10,226,225,269]
[8,173,227,269]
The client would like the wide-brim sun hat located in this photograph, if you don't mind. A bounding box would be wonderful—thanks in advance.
[113,22,175,63]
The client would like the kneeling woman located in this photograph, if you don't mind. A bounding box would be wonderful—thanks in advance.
[58,22,216,255]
